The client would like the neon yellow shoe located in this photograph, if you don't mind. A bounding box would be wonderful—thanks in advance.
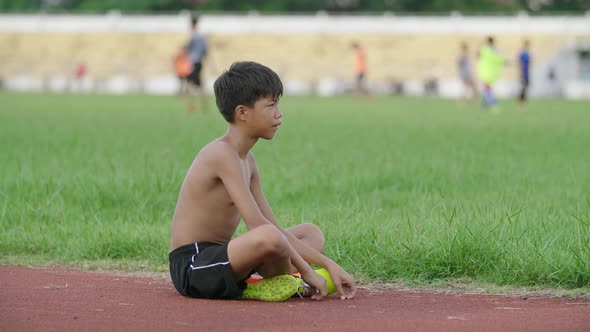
[291,269,337,298]
[314,268,337,295]
[241,274,299,302]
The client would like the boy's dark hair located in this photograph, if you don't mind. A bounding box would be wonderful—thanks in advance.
[486,36,495,46]
[213,61,283,123]
[191,15,198,28]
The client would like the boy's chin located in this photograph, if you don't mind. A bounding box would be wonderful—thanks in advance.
[259,131,278,140]
[260,134,276,140]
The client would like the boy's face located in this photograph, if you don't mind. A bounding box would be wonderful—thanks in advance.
[244,95,282,140]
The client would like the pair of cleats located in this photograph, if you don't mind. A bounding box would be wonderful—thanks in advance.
[241,269,333,302]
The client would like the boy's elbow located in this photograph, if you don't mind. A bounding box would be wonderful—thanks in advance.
[244,216,272,230]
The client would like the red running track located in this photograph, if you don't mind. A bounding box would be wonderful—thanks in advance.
[1,266,589,331]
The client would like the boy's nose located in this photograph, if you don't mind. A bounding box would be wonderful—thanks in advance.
[276,109,283,118]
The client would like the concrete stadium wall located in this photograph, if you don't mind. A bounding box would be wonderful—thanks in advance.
[1,13,589,98]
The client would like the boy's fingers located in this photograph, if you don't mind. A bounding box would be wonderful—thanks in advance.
[335,279,346,300]
[347,280,357,299]
[311,287,324,300]
[310,275,327,300]
[339,277,357,299]
[318,282,328,297]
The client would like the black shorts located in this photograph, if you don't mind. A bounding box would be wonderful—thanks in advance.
[187,62,202,87]
[169,242,246,299]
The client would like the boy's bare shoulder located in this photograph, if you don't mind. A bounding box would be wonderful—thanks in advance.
[196,139,239,166]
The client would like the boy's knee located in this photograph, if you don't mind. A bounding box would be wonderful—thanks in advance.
[256,225,289,257]
[301,222,322,234]
[301,222,325,248]
[303,222,324,237]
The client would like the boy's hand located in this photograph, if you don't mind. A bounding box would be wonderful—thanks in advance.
[300,269,328,300]
[325,263,357,300]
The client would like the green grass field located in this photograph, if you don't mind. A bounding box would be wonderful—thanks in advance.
[1,92,589,291]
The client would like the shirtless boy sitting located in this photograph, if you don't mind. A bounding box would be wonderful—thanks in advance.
[169,61,357,301]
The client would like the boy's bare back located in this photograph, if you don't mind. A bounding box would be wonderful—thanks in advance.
[170,138,255,251]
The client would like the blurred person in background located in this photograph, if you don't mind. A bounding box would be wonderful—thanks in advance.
[477,36,504,112]
[457,42,477,106]
[174,46,192,96]
[69,61,88,92]
[185,15,208,113]
[351,42,370,98]
[546,67,560,97]
[517,39,532,109]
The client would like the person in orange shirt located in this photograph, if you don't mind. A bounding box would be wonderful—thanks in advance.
[174,47,192,96]
[351,42,369,96]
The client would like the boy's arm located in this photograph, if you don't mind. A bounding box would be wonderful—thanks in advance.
[213,147,268,229]
[213,146,329,296]
[250,165,330,267]
[248,154,356,299]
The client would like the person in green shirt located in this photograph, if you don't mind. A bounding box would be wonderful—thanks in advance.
[477,36,504,110]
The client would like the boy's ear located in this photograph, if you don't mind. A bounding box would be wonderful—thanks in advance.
[234,105,248,121]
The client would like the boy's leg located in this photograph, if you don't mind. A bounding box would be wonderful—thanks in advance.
[227,224,293,281]
[230,222,325,278]
[284,223,341,296]
[285,222,325,253]
[283,222,325,274]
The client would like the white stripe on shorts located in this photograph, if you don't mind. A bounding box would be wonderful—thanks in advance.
[190,243,199,263]
[190,261,230,270]
[188,242,230,270]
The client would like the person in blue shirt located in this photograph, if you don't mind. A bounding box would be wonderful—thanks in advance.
[185,15,209,113]
[518,40,531,109]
